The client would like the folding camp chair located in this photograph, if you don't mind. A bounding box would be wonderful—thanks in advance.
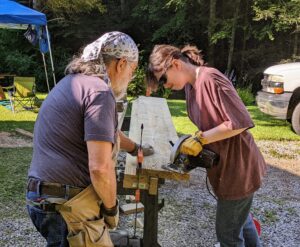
[1,77,15,112]
[7,76,38,111]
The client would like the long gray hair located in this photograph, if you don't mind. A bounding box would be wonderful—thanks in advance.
[64,54,116,77]
[65,31,138,83]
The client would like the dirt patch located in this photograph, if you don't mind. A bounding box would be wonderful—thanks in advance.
[0,131,32,148]
[265,157,300,176]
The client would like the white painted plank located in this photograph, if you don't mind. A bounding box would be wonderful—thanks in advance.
[125,96,180,178]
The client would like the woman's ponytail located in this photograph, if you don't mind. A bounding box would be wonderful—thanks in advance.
[181,45,205,66]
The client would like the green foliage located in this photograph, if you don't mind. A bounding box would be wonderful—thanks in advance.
[1,0,299,96]
[127,66,146,98]
[149,87,172,99]
[211,19,233,44]
[253,0,300,37]
[126,65,172,99]
[237,87,255,106]
[46,0,106,16]
[5,51,37,75]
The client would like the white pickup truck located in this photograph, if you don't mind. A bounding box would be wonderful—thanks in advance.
[256,62,300,135]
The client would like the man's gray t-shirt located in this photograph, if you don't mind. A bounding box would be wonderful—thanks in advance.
[28,74,117,187]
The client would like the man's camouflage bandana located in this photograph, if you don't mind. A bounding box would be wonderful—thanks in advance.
[81,31,138,84]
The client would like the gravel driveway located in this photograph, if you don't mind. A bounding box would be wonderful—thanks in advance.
[0,139,299,246]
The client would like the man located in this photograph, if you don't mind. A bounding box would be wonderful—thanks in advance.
[26,31,153,247]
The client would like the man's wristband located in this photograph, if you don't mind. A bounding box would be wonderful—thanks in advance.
[101,200,119,217]
[128,143,139,155]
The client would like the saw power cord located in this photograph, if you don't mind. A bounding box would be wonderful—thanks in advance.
[205,173,217,201]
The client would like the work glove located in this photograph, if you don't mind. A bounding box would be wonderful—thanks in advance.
[179,131,208,156]
[100,200,119,230]
[128,143,154,156]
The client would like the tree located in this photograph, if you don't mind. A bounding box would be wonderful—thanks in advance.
[253,0,300,59]
[208,0,217,65]
[227,0,241,72]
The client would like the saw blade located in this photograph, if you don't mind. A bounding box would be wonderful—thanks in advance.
[161,163,185,174]
[169,134,191,164]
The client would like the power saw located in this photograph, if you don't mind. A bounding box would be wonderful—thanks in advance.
[162,134,219,174]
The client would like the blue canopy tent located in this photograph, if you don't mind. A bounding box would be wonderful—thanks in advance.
[0,0,56,92]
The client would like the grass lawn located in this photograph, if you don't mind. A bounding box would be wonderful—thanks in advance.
[0,92,47,132]
[167,99,300,141]
[1,97,300,139]
[0,147,32,218]
[247,106,300,141]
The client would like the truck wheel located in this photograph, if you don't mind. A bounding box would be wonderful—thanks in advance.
[291,102,300,135]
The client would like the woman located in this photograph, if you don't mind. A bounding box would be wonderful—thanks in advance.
[147,44,266,247]
[26,31,153,247]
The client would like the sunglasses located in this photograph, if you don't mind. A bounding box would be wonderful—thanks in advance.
[158,65,171,86]
[158,73,168,86]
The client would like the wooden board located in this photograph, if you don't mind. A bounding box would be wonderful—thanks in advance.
[124,96,189,182]
[120,202,144,215]
[15,128,33,138]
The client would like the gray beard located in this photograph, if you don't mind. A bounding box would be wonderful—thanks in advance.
[112,87,127,100]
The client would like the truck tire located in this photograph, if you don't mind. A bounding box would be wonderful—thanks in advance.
[291,102,300,135]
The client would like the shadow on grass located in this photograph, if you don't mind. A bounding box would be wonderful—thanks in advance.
[167,100,187,117]
[0,147,32,206]
[247,106,290,127]
[0,121,35,132]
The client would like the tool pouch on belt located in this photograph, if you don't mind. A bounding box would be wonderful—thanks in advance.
[58,185,113,247]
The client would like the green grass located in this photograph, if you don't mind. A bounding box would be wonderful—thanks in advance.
[0,147,32,217]
[167,100,300,141]
[1,97,300,140]
[247,106,300,141]
[263,209,279,224]
[167,99,198,135]
[0,92,46,132]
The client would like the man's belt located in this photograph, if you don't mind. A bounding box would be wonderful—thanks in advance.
[27,178,84,200]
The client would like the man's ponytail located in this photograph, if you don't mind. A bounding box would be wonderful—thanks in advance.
[181,45,205,66]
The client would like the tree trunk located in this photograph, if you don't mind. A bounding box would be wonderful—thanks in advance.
[32,0,45,11]
[240,0,249,79]
[293,27,299,60]
[226,0,241,73]
[120,0,126,17]
[208,0,217,66]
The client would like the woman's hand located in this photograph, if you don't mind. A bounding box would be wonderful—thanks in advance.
[179,131,208,156]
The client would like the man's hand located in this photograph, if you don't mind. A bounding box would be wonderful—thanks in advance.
[179,131,208,156]
[119,131,154,156]
[100,200,119,230]
[129,143,154,156]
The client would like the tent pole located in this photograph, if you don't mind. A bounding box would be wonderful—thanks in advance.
[45,25,56,86]
[41,52,50,92]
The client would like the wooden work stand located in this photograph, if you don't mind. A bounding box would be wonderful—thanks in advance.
[118,96,189,247]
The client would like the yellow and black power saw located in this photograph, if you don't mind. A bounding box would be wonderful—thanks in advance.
[162,134,219,174]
